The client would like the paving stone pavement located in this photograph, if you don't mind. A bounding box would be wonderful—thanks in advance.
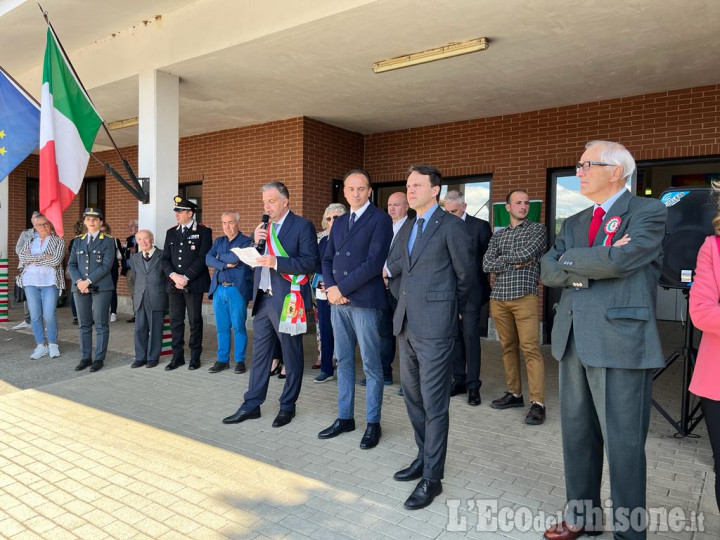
[0,305,717,539]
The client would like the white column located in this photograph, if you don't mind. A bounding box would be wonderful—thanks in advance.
[137,70,179,248]
[0,177,8,259]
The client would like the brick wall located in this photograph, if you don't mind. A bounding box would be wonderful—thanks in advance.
[8,85,720,315]
[365,85,720,203]
[302,118,364,229]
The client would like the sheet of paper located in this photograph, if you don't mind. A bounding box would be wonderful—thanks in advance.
[231,247,262,268]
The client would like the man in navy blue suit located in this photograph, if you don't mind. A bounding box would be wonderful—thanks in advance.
[318,169,393,449]
[223,182,319,428]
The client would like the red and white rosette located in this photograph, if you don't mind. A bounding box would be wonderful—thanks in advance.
[603,216,622,246]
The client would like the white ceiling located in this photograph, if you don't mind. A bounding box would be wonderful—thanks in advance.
[1,0,719,150]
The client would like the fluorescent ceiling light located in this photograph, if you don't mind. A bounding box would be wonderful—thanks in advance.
[107,117,139,130]
[372,37,488,74]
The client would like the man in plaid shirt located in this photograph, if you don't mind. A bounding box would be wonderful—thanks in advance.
[483,189,547,425]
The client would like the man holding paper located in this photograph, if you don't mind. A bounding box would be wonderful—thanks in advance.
[223,182,319,428]
[205,211,253,374]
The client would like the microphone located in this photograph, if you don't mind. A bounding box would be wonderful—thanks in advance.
[257,213,270,253]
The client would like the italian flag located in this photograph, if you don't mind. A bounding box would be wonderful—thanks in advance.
[39,27,102,237]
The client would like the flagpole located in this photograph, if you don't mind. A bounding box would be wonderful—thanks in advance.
[38,3,149,203]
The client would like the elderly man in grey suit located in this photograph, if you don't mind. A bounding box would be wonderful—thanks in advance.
[130,229,169,369]
[387,164,475,510]
[540,141,667,540]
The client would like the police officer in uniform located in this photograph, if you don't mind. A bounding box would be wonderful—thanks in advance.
[68,208,116,373]
[161,196,212,370]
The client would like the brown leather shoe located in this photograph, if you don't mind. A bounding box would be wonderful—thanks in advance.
[544,521,602,540]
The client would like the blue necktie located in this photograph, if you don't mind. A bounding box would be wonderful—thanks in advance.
[410,218,425,259]
[349,212,357,230]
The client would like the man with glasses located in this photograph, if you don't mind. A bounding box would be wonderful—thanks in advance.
[483,189,547,425]
[540,141,666,540]
[161,196,212,371]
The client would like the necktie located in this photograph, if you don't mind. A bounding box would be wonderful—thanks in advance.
[349,212,357,230]
[588,207,606,246]
[87,235,95,250]
[144,253,150,261]
[410,218,425,259]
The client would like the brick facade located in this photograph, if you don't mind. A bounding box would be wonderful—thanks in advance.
[7,85,720,316]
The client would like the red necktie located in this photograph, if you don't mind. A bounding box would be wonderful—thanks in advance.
[588,207,606,246]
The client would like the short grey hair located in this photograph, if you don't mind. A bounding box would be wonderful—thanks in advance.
[444,190,465,204]
[221,210,240,222]
[585,140,636,181]
[321,203,347,230]
[136,229,154,243]
[262,182,290,199]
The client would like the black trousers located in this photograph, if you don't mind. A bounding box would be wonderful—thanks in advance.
[452,307,483,390]
[702,397,720,512]
[168,290,203,364]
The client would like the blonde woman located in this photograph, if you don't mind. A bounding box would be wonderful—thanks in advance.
[16,214,65,359]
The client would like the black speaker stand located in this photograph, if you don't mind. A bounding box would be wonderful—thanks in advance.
[651,290,704,437]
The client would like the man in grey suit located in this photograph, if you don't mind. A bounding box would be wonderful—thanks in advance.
[130,229,168,369]
[540,141,667,540]
[387,164,475,510]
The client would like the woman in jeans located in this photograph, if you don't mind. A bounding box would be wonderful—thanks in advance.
[16,214,65,359]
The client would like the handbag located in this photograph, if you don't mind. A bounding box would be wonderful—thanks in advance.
[14,282,26,303]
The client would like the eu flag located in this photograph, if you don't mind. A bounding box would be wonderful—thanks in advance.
[0,68,40,181]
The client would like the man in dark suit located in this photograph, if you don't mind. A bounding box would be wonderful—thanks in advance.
[161,196,212,371]
[223,182,319,428]
[541,141,667,540]
[206,211,253,374]
[317,169,393,449]
[68,208,117,373]
[387,164,475,510]
[443,189,491,406]
[130,229,168,369]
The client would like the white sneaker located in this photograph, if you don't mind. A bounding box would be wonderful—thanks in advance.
[30,344,49,360]
[110,313,117,322]
[48,343,60,358]
[12,321,30,330]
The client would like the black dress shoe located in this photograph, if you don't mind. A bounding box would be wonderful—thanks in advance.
[360,423,381,449]
[208,362,229,373]
[468,388,481,406]
[222,408,261,424]
[146,362,158,368]
[89,361,103,373]
[127,317,135,323]
[75,359,92,371]
[278,372,287,379]
[130,360,147,369]
[318,418,355,439]
[235,362,246,374]
[165,360,185,371]
[404,478,442,510]
[450,380,467,396]
[394,459,424,481]
[272,410,295,428]
[188,361,200,371]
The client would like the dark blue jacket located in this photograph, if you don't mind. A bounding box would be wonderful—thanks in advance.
[322,203,393,309]
[251,211,319,329]
[206,232,253,301]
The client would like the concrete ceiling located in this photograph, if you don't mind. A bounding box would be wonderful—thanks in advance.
[1,0,719,150]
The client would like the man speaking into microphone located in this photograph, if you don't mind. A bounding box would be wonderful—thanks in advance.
[223,182,318,428]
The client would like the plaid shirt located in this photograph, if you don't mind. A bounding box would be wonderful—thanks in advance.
[483,220,546,301]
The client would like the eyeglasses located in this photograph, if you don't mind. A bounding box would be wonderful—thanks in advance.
[325,215,340,222]
[576,160,614,172]
[34,222,51,228]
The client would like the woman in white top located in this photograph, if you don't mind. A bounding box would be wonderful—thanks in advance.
[16,214,66,359]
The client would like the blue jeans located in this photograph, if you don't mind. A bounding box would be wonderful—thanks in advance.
[24,285,59,345]
[212,285,248,363]
[332,304,383,423]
